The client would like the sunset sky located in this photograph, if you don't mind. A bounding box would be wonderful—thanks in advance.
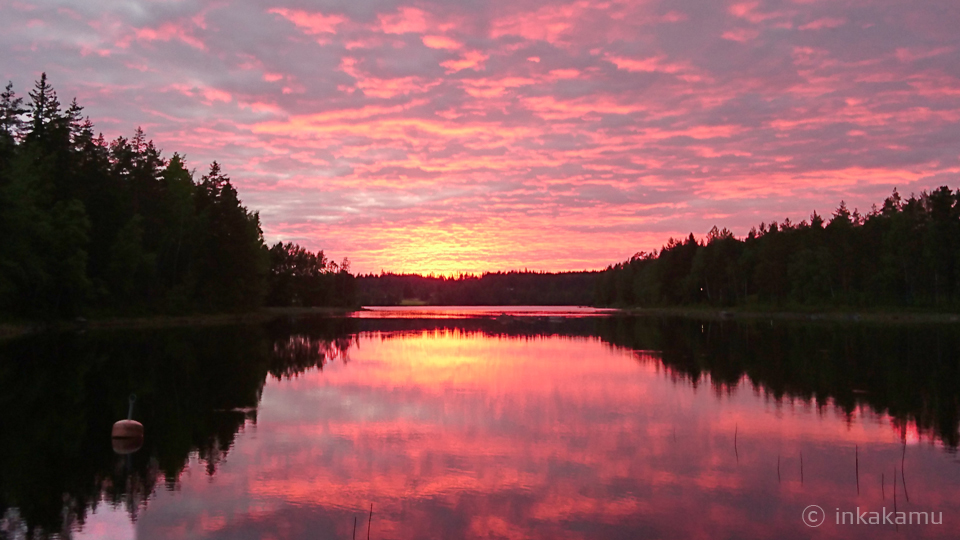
[2,0,959,274]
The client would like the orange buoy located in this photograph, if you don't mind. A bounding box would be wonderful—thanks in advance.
[112,419,144,438]
[112,394,144,454]
[111,430,143,454]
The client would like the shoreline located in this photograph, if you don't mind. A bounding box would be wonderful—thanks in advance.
[3,305,960,341]
[620,307,960,324]
[0,306,359,341]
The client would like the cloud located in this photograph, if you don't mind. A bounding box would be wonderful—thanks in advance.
[799,17,846,31]
[270,8,346,35]
[379,6,432,35]
[421,35,461,50]
[1,0,958,273]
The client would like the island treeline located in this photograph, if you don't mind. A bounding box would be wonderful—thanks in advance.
[0,75,353,318]
[356,270,598,306]
[596,188,960,309]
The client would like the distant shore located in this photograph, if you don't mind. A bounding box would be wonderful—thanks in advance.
[621,306,960,324]
[3,304,960,341]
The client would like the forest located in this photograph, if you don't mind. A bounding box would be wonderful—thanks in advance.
[356,270,598,306]
[596,188,960,309]
[0,74,353,318]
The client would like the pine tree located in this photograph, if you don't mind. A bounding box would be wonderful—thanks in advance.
[26,73,62,144]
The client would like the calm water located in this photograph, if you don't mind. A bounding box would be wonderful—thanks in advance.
[352,306,617,318]
[1,309,959,539]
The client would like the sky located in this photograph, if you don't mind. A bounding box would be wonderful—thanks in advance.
[2,0,959,275]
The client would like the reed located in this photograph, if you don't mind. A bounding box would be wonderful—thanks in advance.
[901,444,910,502]
[368,503,373,540]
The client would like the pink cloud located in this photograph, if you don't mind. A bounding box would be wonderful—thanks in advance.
[895,46,954,63]
[339,57,442,98]
[661,11,688,23]
[489,2,596,44]
[547,68,580,79]
[727,2,778,23]
[441,50,488,73]
[379,7,431,34]
[721,28,760,42]
[202,87,231,103]
[270,8,345,34]
[134,21,206,50]
[606,54,693,75]
[421,35,461,50]
[2,0,958,273]
[799,17,846,30]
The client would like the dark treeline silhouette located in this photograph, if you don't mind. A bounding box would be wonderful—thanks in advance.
[0,75,352,318]
[266,242,355,307]
[596,189,960,309]
[356,270,598,305]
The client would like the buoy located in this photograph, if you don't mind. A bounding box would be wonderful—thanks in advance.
[112,434,142,454]
[112,394,143,454]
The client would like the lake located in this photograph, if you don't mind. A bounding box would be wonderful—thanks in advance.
[1,308,958,539]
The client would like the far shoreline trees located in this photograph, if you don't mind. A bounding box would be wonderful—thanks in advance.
[356,270,598,306]
[596,188,960,310]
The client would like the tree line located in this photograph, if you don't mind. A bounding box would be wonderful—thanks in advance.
[356,270,599,306]
[596,188,960,309]
[0,74,353,318]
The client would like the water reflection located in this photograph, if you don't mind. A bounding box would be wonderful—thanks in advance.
[1,315,958,539]
[352,306,616,319]
[0,319,354,539]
